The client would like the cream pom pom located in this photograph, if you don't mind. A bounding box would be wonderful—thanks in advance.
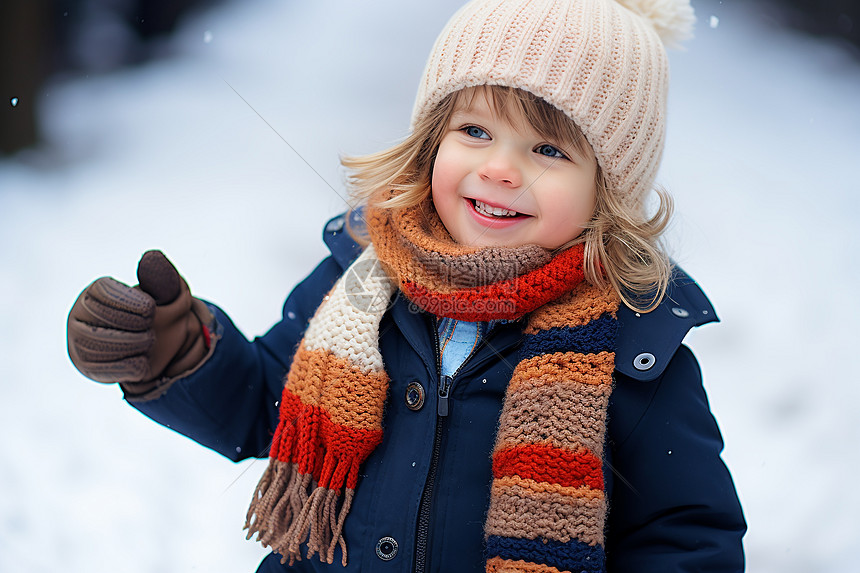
[615,0,696,47]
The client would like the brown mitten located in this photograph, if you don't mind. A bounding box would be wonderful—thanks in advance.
[67,250,212,395]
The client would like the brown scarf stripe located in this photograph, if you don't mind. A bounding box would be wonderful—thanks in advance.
[387,199,474,256]
[375,232,552,296]
[371,201,559,294]
[493,379,612,452]
[400,233,553,289]
[399,245,587,321]
[485,482,606,545]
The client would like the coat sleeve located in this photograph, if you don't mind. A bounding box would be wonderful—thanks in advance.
[125,256,344,462]
[605,345,746,572]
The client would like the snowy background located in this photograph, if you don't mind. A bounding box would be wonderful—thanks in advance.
[1,0,859,571]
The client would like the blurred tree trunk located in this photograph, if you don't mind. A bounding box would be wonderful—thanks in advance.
[0,0,50,155]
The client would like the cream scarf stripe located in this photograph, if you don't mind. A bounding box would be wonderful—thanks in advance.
[302,245,393,375]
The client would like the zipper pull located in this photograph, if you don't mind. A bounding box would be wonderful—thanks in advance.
[438,375,452,417]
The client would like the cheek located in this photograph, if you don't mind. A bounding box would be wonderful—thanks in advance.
[550,178,595,218]
[544,177,597,244]
[430,153,460,210]
[571,174,598,220]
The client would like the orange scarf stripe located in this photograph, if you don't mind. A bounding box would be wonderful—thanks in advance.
[485,557,567,573]
[492,475,605,501]
[524,282,621,333]
[283,344,388,431]
[509,351,616,389]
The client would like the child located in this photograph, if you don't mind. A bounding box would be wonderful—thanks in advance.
[67,0,746,571]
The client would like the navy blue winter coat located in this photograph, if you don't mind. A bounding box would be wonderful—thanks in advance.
[129,214,746,572]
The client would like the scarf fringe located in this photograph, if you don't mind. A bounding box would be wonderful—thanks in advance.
[245,457,355,566]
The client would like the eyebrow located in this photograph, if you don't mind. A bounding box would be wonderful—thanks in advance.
[450,105,492,122]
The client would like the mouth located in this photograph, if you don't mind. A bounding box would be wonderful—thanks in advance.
[469,198,526,219]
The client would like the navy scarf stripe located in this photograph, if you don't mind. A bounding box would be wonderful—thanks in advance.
[519,313,618,360]
[486,535,605,572]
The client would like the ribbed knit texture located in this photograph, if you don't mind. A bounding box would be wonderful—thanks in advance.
[412,0,694,208]
[245,203,619,572]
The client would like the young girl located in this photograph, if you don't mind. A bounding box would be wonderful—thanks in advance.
[67,0,746,571]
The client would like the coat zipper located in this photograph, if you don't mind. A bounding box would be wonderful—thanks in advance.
[414,318,444,573]
[413,378,447,573]
[414,318,491,573]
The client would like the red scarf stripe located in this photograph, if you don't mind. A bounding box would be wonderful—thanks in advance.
[271,390,384,487]
[269,391,317,470]
[269,390,302,458]
[319,413,384,489]
[294,407,321,475]
[492,444,604,490]
[400,244,585,320]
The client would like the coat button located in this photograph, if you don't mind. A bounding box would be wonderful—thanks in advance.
[376,536,398,560]
[671,307,690,318]
[633,352,656,371]
[405,381,425,411]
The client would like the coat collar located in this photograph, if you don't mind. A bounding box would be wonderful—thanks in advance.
[614,268,717,381]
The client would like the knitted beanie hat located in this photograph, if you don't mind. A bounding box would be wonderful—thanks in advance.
[411,0,695,207]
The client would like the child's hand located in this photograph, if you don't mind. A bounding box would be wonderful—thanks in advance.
[67,251,210,390]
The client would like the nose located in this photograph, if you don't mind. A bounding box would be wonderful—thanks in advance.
[478,148,522,188]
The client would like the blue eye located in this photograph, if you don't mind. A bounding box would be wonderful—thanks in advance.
[463,126,489,139]
[535,144,567,159]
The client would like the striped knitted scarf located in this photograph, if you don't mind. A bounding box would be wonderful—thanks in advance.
[245,202,620,572]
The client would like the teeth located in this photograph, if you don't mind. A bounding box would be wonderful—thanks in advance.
[474,200,518,217]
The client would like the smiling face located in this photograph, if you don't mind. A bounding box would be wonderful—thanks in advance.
[430,88,598,250]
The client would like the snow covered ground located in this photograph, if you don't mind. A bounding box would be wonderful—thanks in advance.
[1,0,858,571]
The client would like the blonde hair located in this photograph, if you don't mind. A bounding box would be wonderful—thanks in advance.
[342,86,673,312]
